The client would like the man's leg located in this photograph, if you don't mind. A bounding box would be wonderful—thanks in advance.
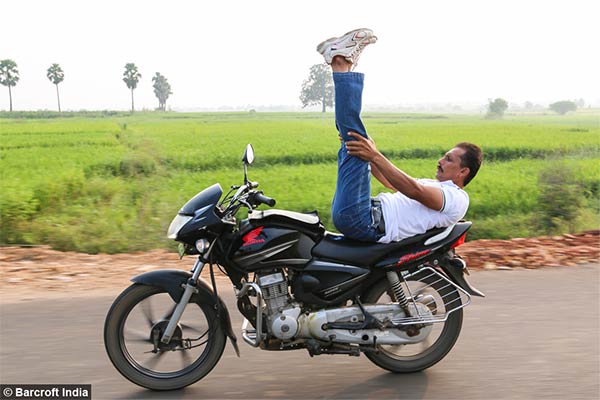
[330,60,376,241]
[317,29,379,241]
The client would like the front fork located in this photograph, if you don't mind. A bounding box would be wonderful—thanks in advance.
[160,257,203,344]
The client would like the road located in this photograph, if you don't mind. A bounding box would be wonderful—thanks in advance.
[1,265,599,399]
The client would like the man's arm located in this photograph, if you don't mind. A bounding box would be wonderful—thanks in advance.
[340,132,395,190]
[370,162,396,190]
[345,132,444,211]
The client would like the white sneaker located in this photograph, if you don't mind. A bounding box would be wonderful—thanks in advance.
[317,28,377,66]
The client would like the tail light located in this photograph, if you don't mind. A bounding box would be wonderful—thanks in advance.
[450,232,467,249]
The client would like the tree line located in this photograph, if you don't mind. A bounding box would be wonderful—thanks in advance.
[486,98,582,117]
[0,59,172,112]
[0,58,586,115]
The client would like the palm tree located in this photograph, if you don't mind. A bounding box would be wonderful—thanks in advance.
[0,59,20,112]
[46,63,65,112]
[152,72,172,111]
[123,63,141,113]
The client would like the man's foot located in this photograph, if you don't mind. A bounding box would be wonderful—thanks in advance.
[317,28,377,67]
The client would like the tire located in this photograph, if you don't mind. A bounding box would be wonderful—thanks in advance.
[362,269,463,373]
[104,284,226,390]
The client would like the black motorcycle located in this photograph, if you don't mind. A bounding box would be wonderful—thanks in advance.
[104,144,484,390]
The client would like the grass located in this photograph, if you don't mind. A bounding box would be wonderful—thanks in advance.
[1,111,598,253]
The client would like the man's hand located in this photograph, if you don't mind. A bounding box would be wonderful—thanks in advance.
[345,132,381,162]
[345,131,444,211]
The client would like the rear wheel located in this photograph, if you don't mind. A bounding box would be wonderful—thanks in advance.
[362,269,463,373]
[104,284,226,390]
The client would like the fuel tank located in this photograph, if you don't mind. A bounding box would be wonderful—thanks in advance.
[231,209,325,271]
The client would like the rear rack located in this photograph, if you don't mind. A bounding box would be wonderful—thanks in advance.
[391,266,471,326]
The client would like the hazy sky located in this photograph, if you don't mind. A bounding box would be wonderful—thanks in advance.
[2,0,599,111]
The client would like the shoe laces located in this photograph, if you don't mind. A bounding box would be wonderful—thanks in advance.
[347,39,372,70]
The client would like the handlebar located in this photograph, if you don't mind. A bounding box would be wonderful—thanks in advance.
[254,192,276,207]
[221,184,276,218]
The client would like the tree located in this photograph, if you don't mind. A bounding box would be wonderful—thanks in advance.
[549,100,577,115]
[487,98,508,118]
[152,72,172,111]
[123,63,142,113]
[46,63,65,112]
[300,64,333,112]
[0,59,19,112]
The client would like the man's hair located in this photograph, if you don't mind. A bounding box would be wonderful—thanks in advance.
[455,142,483,186]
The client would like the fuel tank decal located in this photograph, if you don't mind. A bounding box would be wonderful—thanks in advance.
[235,240,299,264]
[242,226,266,246]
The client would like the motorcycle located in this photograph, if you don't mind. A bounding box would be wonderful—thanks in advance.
[104,144,484,390]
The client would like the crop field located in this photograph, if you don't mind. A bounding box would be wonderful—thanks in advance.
[1,111,599,253]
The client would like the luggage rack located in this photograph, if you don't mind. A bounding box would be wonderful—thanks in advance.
[391,266,471,326]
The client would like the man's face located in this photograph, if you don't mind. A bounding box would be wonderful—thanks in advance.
[436,147,469,186]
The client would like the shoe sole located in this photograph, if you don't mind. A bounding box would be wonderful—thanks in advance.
[316,28,374,54]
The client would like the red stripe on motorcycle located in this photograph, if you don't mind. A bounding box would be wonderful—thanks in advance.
[396,249,431,266]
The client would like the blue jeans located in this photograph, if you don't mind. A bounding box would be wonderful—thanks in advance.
[331,72,381,242]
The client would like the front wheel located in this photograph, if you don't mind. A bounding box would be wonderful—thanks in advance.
[362,269,463,373]
[104,284,226,390]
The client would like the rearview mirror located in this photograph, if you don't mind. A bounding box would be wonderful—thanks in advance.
[242,144,254,165]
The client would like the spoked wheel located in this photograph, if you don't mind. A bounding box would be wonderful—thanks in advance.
[363,270,463,373]
[104,284,226,390]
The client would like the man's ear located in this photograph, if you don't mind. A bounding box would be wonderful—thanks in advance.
[459,167,470,181]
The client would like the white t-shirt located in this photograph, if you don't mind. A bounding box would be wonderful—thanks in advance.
[376,179,469,243]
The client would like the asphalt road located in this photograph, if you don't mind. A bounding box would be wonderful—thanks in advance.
[1,265,599,399]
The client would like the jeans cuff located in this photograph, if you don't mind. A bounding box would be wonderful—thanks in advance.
[333,72,364,84]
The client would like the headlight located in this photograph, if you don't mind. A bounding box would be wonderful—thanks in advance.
[195,239,210,254]
[167,214,193,239]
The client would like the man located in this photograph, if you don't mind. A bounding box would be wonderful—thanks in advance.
[317,28,483,243]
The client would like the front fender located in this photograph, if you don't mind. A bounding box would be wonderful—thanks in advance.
[132,269,191,303]
[131,269,240,356]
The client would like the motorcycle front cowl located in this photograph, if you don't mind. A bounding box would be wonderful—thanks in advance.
[179,183,223,216]
[167,183,224,241]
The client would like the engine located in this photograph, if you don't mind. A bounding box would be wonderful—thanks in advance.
[256,271,301,340]
[253,270,435,345]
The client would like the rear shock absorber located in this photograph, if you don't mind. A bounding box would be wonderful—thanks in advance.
[386,271,411,315]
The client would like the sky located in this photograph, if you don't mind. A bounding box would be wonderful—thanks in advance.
[1,0,599,111]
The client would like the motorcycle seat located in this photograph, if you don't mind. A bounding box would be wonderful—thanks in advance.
[311,226,451,266]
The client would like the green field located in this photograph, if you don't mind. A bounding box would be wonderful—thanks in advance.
[1,111,599,253]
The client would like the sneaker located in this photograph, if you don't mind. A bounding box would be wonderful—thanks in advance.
[317,28,377,66]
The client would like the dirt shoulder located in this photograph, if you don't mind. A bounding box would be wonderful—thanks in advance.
[1,230,598,302]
